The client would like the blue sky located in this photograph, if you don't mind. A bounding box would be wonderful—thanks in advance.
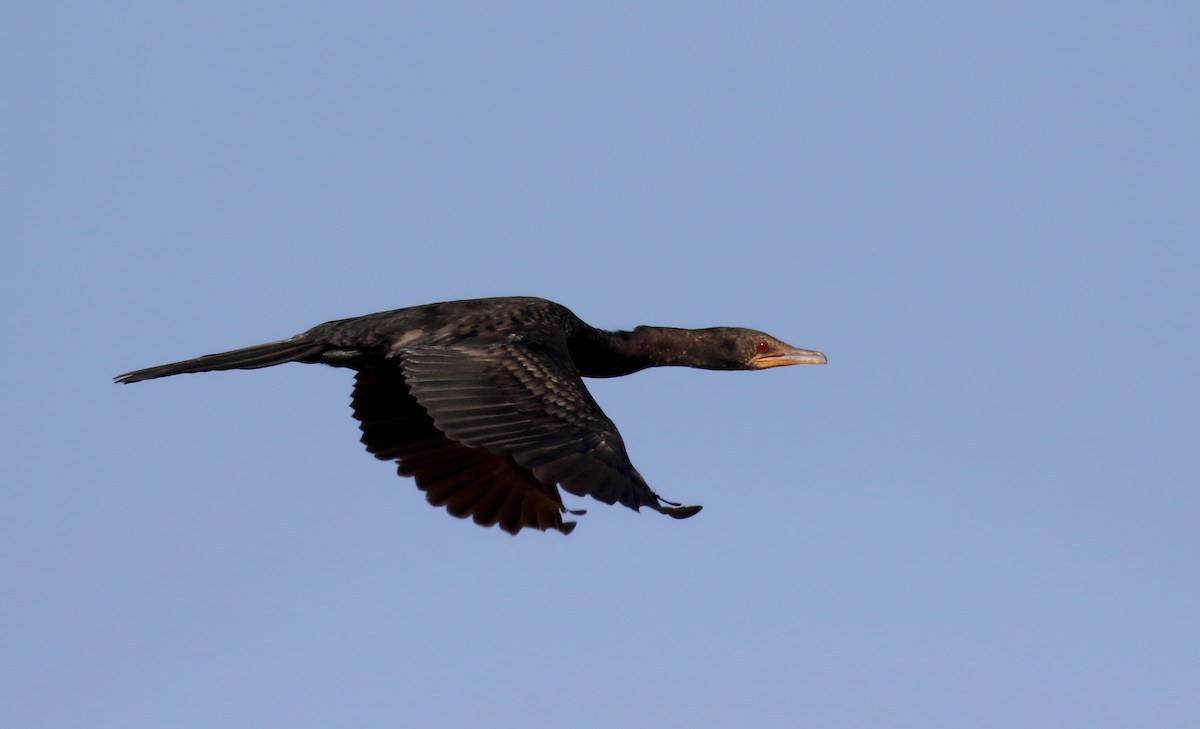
[4,3,1197,727]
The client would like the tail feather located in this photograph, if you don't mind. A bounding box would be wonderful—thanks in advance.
[115,338,325,384]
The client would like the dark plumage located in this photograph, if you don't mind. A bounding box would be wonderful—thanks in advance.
[116,297,825,535]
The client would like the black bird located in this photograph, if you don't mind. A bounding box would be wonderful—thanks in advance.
[116,297,826,535]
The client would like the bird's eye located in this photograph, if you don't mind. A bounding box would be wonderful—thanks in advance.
[756,340,769,353]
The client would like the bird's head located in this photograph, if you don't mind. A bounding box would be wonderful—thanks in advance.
[696,327,827,370]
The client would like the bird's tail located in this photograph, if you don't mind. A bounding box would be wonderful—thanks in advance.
[114,337,325,384]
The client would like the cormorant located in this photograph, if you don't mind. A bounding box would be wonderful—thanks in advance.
[116,297,826,535]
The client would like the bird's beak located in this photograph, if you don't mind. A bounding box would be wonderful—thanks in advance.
[752,346,827,368]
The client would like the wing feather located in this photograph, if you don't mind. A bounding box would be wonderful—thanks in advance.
[351,369,577,535]
[400,340,699,519]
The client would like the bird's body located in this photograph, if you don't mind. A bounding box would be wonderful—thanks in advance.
[117,297,825,534]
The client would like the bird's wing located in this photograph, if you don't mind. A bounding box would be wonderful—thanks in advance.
[352,369,580,534]
[397,340,700,519]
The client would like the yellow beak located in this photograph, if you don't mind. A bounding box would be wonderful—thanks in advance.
[751,347,827,368]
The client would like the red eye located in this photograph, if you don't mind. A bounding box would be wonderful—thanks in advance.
[756,340,769,353]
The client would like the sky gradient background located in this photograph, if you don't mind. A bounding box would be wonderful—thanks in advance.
[4,4,1198,728]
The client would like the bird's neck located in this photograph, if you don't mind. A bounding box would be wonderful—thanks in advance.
[571,326,711,378]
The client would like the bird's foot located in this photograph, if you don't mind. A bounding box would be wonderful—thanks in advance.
[651,500,702,519]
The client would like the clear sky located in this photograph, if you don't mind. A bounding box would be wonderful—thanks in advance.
[4,3,1197,728]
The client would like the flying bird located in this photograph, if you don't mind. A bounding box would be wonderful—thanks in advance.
[116,297,826,534]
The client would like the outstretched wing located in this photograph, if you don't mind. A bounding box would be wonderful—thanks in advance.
[398,339,700,519]
[352,369,580,535]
